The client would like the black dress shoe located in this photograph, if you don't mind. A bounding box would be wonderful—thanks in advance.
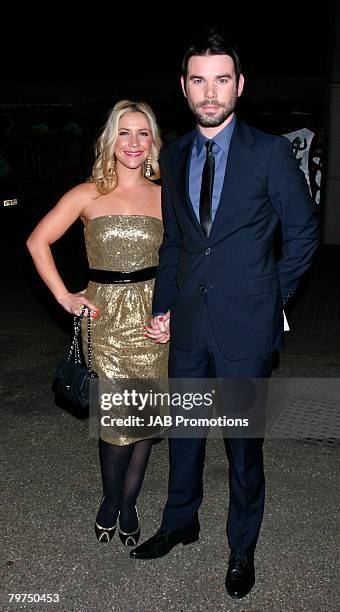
[129,526,199,559]
[225,550,255,599]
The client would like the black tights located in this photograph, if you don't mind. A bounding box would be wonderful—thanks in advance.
[96,438,153,531]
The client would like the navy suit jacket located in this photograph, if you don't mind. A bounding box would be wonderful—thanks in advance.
[152,119,319,360]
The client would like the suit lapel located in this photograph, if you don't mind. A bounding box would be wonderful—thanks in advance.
[170,120,254,241]
[208,119,254,241]
[172,133,206,238]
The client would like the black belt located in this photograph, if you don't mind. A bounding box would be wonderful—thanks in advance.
[89,266,158,284]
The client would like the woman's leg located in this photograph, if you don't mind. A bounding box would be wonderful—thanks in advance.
[96,439,134,528]
[119,439,154,532]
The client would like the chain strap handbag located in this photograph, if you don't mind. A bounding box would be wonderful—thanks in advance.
[53,306,98,409]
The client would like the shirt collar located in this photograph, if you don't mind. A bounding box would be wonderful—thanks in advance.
[195,115,236,157]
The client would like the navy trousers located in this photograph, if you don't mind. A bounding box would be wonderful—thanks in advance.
[161,300,273,555]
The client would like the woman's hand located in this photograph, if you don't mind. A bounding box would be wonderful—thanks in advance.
[57,291,100,318]
[144,325,170,344]
[144,312,170,344]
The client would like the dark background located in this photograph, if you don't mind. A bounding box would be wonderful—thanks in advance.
[1,8,333,81]
[0,5,336,326]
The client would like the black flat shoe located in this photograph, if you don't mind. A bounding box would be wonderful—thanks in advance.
[225,550,255,599]
[94,520,117,543]
[129,526,199,559]
[118,507,141,547]
[94,497,118,543]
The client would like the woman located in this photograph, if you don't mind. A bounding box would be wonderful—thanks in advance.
[27,100,170,547]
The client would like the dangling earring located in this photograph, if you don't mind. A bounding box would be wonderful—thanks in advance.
[145,154,152,178]
[109,159,116,176]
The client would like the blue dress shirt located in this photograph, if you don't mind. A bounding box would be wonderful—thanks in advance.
[189,116,236,222]
[153,117,236,316]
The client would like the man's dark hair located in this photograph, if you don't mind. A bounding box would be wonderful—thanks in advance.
[181,27,242,85]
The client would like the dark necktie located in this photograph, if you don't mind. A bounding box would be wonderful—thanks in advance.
[199,140,215,237]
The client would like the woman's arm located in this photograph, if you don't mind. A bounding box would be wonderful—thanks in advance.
[26,183,99,316]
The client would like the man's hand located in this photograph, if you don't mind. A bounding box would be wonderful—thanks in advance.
[144,311,170,344]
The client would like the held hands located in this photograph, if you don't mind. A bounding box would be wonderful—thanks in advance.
[144,311,170,344]
[57,290,100,318]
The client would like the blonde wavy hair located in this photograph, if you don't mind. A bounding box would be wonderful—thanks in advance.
[91,99,162,195]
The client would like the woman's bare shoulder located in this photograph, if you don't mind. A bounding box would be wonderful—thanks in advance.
[64,181,98,201]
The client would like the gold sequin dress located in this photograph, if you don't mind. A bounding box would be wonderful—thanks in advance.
[82,215,169,445]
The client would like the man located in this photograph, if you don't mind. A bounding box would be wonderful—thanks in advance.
[131,28,319,599]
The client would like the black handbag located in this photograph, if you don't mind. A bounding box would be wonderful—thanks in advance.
[53,307,98,409]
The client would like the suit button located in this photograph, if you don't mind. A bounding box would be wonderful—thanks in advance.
[199,285,207,293]
[204,248,211,255]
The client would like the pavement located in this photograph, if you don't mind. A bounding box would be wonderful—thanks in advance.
[0,240,339,612]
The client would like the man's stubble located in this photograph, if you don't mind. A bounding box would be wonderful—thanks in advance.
[187,90,238,128]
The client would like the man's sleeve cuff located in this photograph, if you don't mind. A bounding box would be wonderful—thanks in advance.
[282,290,295,307]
